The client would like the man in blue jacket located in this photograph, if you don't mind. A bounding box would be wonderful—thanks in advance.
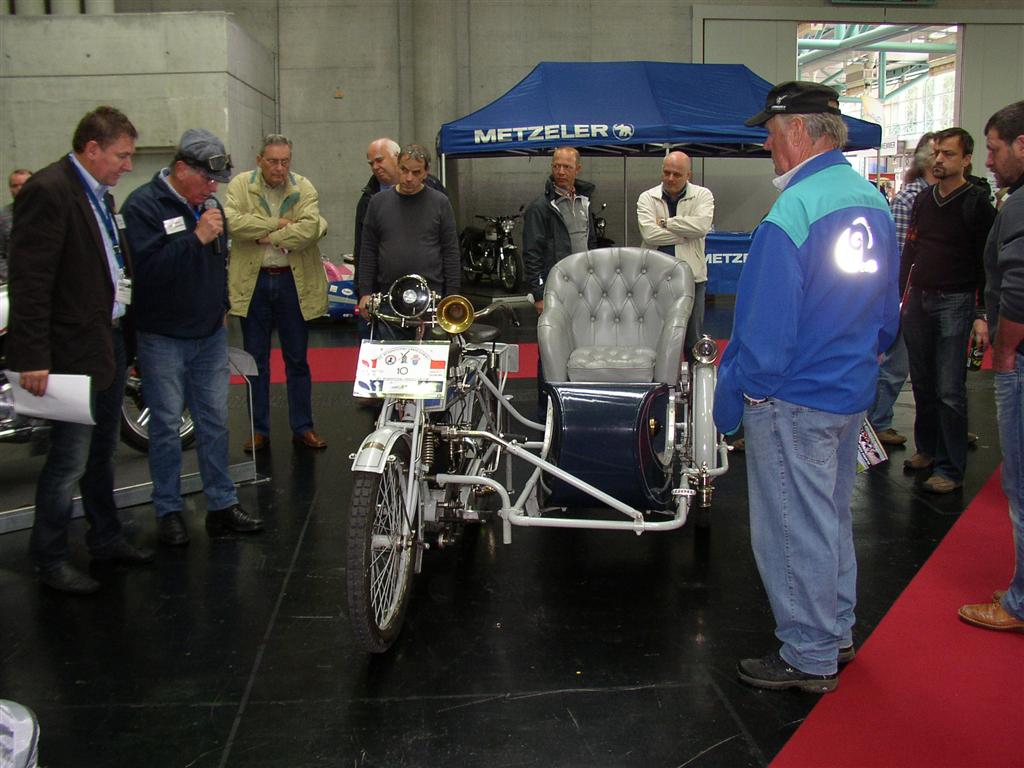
[715,82,900,692]
[122,129,263,547]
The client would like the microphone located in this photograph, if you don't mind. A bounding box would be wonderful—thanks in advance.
[204,197,222,255]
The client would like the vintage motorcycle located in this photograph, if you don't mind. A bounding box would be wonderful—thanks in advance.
[347,247,729,653]
[459,208,525,292]
[1,282,194,453]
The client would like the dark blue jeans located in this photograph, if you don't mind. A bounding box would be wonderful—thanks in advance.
[902,287,974,483]
[136,327,237,517]
[239,270,314,437]
[31,328,127,568]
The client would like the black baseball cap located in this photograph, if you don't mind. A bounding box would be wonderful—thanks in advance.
[745,81,843,127]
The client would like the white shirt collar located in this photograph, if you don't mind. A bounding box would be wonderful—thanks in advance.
[772,155,817,191]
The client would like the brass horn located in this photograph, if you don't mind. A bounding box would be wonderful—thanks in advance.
[437,294,474,335]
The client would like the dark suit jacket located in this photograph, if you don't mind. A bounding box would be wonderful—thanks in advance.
[6,155,131,391]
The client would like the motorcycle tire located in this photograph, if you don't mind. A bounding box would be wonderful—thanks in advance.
[346,438,415,653]
[498,250,525,292]
[120,367,196,453]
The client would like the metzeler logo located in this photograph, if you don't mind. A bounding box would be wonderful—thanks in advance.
[473,124,614,144]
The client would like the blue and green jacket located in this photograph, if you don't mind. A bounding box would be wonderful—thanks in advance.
[714,149,900,434]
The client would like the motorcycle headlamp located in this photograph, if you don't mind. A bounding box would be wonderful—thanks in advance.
[483,222,499,241]
[692,335,719,365]
[500,219,515,235]
[387,274,432,318]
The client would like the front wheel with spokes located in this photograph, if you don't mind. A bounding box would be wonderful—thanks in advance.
[346,439,416,653]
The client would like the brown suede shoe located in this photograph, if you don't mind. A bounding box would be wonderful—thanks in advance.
[292,430,327,449]
[958,601,1024,632]
[922,474,961,494]
[903,452,934,471]
[876,428,907,446]
[243,434,269,453]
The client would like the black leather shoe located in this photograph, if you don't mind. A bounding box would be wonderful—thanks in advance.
[838,643,856,664]
[38,561,100,595]
[158,512,191,546]
[91,538,155,565]
[206,504,263,534]
[738,652,838,693]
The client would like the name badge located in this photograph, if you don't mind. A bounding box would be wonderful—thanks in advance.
[163,216,186,235]
[116,277,133,305]
[115,213,126,230]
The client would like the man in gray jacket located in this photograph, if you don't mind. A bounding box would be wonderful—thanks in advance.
[958,100,1024,633]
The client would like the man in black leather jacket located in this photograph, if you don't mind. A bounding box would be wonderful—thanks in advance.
[523,147,597,315]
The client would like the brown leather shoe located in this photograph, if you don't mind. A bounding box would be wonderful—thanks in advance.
[243,434,269,453]
[958,600,1024,632]
[292,430,327,449]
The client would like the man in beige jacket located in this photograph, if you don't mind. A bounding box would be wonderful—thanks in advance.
[637,151,715,354]
[225,134,328,452]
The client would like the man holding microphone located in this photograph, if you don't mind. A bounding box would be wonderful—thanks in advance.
[122,129,263,547]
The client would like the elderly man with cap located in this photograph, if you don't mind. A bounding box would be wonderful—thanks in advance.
[714,82,900,692]
[122,129,263,547]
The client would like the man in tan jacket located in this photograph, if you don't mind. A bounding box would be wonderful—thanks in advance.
[636,151,715,355]
[225,134,328,452]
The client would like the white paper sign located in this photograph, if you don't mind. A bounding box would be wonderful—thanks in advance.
[353,341,450,402]
[4,371,94,425]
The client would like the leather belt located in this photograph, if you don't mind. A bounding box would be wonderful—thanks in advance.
[261,266,291,275]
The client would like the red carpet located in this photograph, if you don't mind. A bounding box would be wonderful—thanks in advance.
[771,469,1022,768]
[230,340,734,385]
[231,344,540,385]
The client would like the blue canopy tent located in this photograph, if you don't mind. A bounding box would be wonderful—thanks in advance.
[438,61,882,160]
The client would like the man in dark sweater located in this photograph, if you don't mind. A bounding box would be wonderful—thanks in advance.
[900,127,997,493]
[357,144,460,331]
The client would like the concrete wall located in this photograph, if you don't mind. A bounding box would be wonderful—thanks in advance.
[3,1,1022,257]
[0,11,274,203]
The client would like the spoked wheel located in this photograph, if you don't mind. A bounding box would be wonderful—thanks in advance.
[120,366,196,453]
[498,249,524,292]
[346,439,416,653]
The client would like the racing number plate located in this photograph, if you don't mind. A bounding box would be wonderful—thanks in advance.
[353,340,450,404]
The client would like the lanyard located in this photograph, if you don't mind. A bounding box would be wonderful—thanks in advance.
[71,162,124,269]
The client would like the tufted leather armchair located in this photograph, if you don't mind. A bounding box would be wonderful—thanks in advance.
[538,247,695,385]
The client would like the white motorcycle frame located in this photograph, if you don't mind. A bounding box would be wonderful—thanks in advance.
[350,337,729,553]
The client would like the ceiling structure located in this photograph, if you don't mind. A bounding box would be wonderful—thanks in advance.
[797,23,957,102]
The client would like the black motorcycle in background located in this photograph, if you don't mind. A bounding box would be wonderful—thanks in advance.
[460,208,525,292]
[593,202,614,248]
[1,281,194,453]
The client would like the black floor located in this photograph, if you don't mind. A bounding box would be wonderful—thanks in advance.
[0,293,1004,768]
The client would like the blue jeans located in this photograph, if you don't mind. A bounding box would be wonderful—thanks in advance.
[867,328,909,431]
[902,288,974,483]
[995,351,1024,620]
[136,327,237,517]
[239,270,314,437]
[744,397,861,675]
[31,328,127,568]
